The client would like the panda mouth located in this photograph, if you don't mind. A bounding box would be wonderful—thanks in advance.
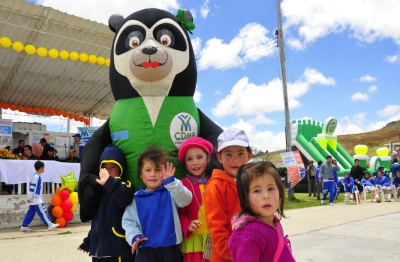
[133,52,169,69]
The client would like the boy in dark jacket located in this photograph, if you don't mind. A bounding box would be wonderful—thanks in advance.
[77,145,135,261]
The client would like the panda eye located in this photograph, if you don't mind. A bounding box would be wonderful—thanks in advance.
[126,31,144,49]
[156,29,175,47]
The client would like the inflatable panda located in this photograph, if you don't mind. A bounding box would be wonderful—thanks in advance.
[78,8,223,222]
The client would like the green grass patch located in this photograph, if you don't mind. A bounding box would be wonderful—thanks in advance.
[285,192,346,210]
[57,231,72,235]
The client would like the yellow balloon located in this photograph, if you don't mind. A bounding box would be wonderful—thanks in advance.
[88,54,97,64]
[70,51,79,61]
[12,41,24,52]
[71,202,77,212]
[0,37,12,48]
[79,53,88,62]
[69,191,79,203]
[48,48,59,59]
[105,58,111,67]
[37,47,47,57]
[60,50,69,60]
[24,44,36,55]
[97,56,105,65]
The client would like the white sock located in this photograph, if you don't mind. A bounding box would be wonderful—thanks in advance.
[374,195,378,199]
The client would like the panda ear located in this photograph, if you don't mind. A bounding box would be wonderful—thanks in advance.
[109,14,124,33]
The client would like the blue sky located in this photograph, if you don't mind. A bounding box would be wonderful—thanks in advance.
[6,0,400,152]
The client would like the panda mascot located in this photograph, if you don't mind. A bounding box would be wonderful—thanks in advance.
[78,8,223,222]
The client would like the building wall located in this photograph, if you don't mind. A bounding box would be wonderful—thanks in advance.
[0,194,81,229]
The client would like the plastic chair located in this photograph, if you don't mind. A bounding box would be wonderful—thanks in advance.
[345,185,360,205]
[375,185,385,200]
[392,185,398,201]
[362,185,382,202]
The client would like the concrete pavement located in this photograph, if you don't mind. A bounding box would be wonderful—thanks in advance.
[0,200,399,261]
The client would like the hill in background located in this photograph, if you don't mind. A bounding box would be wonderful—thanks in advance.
[257,119,400,165]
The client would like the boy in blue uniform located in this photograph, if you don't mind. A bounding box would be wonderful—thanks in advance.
[21,161,59,232]
[78,145,135,261]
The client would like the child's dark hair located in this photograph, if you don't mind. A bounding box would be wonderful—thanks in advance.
[34,160,44,171]
[236,161,286,219]
[137,146,169,177]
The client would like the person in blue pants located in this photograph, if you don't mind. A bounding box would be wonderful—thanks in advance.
[21,161,59,232]
[319,155,340,205]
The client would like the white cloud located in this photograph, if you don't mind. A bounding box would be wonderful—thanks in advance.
[197,23,275,71]
[200,0,210,18]
[248,114,277,125]
[191,37,202,57]
[368,85,377,93]
[229,119,286,152]
[351,92,369,101]
[282,0,400,49]
[212,68,335,117]
[38,0,180,24]
[193,90,202,103]
[215,90,221,95]
[359,74,376,82]
[385,54,399,63]
[335,113,366,135]
[376,104,400,117]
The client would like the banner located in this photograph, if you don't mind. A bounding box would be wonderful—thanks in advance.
[77,127,99,144]
[280,150,306,189]
[0,119,13,148]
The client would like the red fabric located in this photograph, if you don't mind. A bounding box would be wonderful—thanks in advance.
[204,169,240,262]
[178,176,206,238]
[184,251,209,262]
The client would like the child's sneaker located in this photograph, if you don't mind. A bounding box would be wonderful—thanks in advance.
[329,202,334,206]
[48,223,59,231]
[376,198,381,203]
[321,200,324,204]
[20,226,32,232]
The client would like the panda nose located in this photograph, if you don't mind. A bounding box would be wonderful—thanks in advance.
[142,46,158,55]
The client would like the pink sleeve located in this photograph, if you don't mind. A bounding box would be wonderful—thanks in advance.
[229,237,262,262]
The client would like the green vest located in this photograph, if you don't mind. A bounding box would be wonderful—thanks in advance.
[109,96,200,188]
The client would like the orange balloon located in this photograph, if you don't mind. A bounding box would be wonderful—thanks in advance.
[55,109,62,116]
[41,107,47,114]
[10,104,17,111]
[69,113,74,119]
[85,119,90,125]
[55,187,61,196]
[51,195,62,206]
[17,105,25,112]
[48,108,55,115]
[52,206,63,217]
[33,106,40,114]
[74,115,80,121]
[55,217,67,228]
[25,106,32,113]
[2,103,9,109]
[79,116,85,122]
[62,111,69,118]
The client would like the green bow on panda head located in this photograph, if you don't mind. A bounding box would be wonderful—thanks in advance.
[177,9,195,34]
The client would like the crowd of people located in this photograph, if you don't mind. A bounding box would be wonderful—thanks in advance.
[306,156,400,205]
[1,134,82,195]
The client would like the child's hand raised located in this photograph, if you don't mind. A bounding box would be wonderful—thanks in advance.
[96,168,110,185]
[131,237,148,254]
[161,162,175,180]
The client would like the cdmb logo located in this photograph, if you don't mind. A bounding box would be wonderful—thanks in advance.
[170,113,198,148]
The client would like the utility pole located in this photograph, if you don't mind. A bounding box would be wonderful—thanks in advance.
[275,0,294,197]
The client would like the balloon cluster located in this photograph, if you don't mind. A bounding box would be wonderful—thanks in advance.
[0,102,91,125]
[0,36,110,67]
[48,187,79,228]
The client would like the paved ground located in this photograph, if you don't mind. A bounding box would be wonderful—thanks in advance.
[0,200,399,261]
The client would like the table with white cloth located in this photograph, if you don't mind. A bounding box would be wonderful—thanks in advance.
[0,160,80,194]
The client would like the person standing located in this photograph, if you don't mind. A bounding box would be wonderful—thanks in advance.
[20,161,59,232]
[71,133,85,158]
[13,139,25,156]
[392,159,400,178]
[319,155,340,205]
[39,138,51,158]
[306,160,316,197]
[350,159,364,193]
[316,161,323,200]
